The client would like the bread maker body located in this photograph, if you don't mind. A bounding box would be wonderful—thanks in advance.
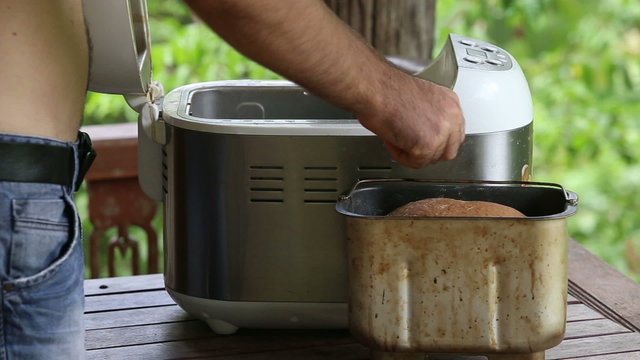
[83,0,533,334]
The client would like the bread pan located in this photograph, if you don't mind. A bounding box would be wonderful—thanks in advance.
[335,179,578,359]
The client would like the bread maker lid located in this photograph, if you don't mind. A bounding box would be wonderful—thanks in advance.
[84,0,152,96]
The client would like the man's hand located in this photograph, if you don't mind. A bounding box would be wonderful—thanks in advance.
[355,73,465,168]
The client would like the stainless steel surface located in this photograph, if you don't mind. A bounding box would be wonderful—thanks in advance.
[336,180,577,355]
[163,118,532,303]
[187,85,352,120]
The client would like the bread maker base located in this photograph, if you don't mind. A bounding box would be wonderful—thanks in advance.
[166,287,347,335]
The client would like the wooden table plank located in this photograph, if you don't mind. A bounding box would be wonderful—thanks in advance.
[85,289,175,313]
[564,318,631,339]
[547,332,640,359]
[568,303,606,322]
[86,330,360,360]
[85,304,193,330]
[84,273,164,295]
[569,239,640,332]
[86,319,214,350]
[581,353,640,360]
[87,342,370,360]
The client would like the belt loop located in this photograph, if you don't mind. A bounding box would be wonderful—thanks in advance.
[74,131,97,191]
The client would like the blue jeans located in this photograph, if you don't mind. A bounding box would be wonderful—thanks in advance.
[0,133,85,359]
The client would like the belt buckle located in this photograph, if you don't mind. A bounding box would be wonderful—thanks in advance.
[75,131,97,191]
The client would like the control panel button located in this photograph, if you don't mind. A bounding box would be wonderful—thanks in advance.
[459,39,476,46]
[466,48,488,58]
[486,59,503,66]
[481,45,498,52]
[463,56,484,64]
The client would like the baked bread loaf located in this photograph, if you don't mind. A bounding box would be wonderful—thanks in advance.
[388,197,525,217]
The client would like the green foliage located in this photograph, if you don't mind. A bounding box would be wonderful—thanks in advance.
[437,0,640,281]
[83,1,640,281]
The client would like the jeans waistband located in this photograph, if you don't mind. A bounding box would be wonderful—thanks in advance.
[0,132,96,191]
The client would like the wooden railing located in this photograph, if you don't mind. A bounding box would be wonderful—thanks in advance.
[82,123,160,278]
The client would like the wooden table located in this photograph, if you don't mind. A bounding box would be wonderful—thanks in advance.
[84,241,640,359]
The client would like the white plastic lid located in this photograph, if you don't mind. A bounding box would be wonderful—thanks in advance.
[84,0,152,95]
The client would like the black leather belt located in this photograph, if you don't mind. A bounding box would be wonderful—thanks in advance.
[0,132,96,191]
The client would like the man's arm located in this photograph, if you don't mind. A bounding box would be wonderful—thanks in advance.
[184,0,464,168]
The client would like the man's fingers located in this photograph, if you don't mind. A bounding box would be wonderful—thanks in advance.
[441,136,459,162]
[441,125,465,161]
[383,140,424,169]
[382,140,403,161]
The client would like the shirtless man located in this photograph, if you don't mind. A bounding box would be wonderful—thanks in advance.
[0,0,464,358]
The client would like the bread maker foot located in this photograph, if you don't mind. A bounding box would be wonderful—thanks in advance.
[205,319,239,335]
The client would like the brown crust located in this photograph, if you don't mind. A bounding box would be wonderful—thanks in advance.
[388,197,525,217]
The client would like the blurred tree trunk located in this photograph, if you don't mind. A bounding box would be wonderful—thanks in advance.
[324,0,436,68]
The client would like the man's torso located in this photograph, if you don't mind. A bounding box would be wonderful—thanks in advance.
[0,0,88,142]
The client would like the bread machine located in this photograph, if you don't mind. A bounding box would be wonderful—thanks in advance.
[84,0,533,334]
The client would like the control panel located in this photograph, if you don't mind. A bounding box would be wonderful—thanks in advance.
[452,35,513,71]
